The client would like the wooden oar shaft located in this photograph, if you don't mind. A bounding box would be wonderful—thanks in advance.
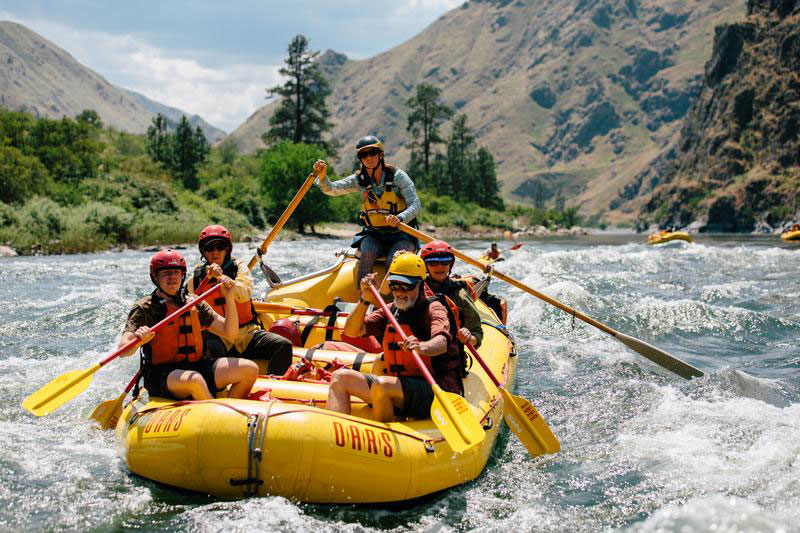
[367,285,436,386]
[247,169,320,271]
[399,223,703,380]
[401,223,616,336]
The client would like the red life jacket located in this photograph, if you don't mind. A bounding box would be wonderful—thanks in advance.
[381,296,464,394]
[192,259,256,327]
[144,296,204,365]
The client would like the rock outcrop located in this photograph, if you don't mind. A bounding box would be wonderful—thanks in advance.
[631,0,800,232]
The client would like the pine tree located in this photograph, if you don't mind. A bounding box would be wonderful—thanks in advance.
[263,35,336,155]
[406,84,453,179]
[444,114,476,201]
[146,114,209,189]
[473,147,503,209]
[145,114,170,165]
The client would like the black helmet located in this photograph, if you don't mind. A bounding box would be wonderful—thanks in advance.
[355,135,384,156]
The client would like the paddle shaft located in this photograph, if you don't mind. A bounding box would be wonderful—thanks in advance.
[367,285,436,386]
[104,282,222,366]
[399,223,704,380]
[246,168,320,271]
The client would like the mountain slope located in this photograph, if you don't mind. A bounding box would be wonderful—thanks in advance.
[121,88,226,142]
[0,21,223,138]
[227,0,743,219]
[632,0,800,231]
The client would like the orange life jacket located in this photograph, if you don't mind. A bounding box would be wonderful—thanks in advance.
[192,260,256,327]
[381,296,464,394]
[144,297,204,365]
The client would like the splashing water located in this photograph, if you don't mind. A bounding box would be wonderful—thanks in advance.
[2,234,798,531]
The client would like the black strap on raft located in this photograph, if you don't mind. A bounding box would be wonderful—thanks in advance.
[299,301,339,346]
[352,352,366,372]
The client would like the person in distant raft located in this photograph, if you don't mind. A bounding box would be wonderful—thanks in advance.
[484,242,501,261]
[312,136,422,289]
[118,249,258,400]
[187,225,293,375]
[326,252,465,421]
[420,240,483,349]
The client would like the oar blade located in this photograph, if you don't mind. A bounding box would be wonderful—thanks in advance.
[615,333,703,380]
[430,386,486,454]
[22,365,99,416]
[89,394,125,429]
[500,388,560,455]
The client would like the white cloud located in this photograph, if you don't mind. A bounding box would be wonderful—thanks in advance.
[1,13,281,131]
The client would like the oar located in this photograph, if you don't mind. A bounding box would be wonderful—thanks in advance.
[89,371,140,429]
[398,223,704,380]
[367,284,485,453]
[22,283,222,416]
[246,167,321,272]
[464,342,559,456]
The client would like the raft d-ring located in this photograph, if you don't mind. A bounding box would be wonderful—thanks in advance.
[482,417,493,431]
[424,441,435,453]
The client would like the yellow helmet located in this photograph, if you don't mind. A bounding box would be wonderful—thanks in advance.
[387,252,426,283]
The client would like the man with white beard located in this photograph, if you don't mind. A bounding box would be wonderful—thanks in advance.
[325,253,465,422]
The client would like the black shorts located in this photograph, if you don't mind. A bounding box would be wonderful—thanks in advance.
[398,376,434,419]
[142,359,218,400]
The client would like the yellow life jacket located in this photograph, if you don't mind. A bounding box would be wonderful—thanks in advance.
[358,169,407,228]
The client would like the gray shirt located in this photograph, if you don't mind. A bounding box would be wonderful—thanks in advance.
[316,168,422,223]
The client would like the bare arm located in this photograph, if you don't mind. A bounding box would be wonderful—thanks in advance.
[117,328,153,357]
[343,273,379,337]
[402,334,448,357]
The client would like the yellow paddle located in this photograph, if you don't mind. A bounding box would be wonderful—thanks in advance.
[22,283,222,417]
[367,284,485,453]
[246,166,321,272]
[89,371,139,429]
[463,342,559,455]
[398,223,704,380]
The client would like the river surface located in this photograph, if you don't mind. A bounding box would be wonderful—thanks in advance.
[1,234,798,532]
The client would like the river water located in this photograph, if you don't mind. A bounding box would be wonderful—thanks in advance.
[1,235,798,532]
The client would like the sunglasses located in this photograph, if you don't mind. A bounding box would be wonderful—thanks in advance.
[359,148,381,158]
[204,242,229,252]
[388,281,417,292]
[424,253,454,263]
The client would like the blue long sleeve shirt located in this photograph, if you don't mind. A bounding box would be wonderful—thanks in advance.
[316,168,422,224]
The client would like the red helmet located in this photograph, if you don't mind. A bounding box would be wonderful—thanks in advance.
[420,240,455,263]
[198,225,232,252]
[268,318,301,347]
[149,249,187,284]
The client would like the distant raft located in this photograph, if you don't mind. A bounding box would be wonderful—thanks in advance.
[646,231,693,245]
[780,230,800,241]
[116,252,517,503]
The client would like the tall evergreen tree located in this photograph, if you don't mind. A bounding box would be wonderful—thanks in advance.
[263,35,336,155]
[146,114,170,165]
[473,147,503,209]
[443,114,476,200]
[171,117,209,189]
[406,83,453,179]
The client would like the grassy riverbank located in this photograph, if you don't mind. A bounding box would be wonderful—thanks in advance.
[0,109,583,255]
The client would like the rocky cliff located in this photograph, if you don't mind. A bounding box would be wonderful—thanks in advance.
[227,0,743,217]
[630,0,800,232]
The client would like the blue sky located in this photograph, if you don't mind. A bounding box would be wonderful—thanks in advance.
[0,1,462,131]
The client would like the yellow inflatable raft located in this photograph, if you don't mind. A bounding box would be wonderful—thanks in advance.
[780,230,800,241]
[117,252,517,502]
[646,231,693,245]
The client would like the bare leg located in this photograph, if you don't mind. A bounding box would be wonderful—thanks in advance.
[370,376,405,422]
[213,357,258,399]
[166,369,213,400]
[326,369,373,414]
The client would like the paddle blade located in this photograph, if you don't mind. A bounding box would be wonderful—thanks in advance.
[22,364,100,416]
[509,243,523,251]
[500,388,560,455]
[89,394,125,429]
[615,333,704,380]
[430,385,486,454]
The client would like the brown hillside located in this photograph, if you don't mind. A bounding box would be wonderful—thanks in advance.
[0,21,224,139]
[228,0,743,219]
[633,0,800,232]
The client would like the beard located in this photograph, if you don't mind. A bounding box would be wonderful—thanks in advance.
[393,292,416,311]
